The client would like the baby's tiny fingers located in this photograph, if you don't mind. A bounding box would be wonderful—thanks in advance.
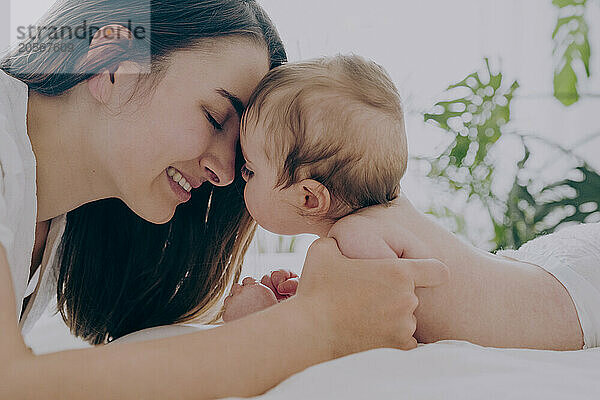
[230,283,243,295]
[277,278,299,294]
[242,277,257,285]
[271,269,292,288]
[260,275,276,291]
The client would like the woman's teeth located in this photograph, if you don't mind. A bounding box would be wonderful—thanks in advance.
[167,167,192,192]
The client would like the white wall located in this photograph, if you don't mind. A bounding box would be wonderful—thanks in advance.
[259,0,600,160]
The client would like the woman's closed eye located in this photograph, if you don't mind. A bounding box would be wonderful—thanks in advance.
[241,164,254,181]
[202,107,223,131]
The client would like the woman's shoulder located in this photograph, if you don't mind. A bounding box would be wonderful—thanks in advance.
[0,70,31,205]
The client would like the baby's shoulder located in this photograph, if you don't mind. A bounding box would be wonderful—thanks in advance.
[328,213,402,259]
[328,213,374,234]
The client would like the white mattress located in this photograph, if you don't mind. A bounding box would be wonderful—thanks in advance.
[113,324,600,400]
[229,341,600,400]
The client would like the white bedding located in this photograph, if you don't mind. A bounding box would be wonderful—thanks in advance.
[229,341,600,400]
[115,325,600,400]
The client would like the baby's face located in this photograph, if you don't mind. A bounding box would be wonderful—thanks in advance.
[240,123,302,235]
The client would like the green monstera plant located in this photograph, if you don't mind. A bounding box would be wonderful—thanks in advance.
[422,0,599,250]
[423,54,599,250]
[423,59,519,205]
[552,0,592,106]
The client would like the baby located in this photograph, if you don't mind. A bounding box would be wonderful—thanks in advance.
[222,54,409,322]
[219,56,591,352]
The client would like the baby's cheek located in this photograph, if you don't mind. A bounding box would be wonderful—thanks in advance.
[243,186,263,222]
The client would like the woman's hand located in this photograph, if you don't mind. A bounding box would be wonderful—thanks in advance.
[294,237,449,356]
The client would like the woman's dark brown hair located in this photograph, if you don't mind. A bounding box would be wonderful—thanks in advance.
[1,0,286,344]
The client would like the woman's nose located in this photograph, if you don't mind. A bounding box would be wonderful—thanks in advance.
[200,162,234,186]
[200,141,237,186]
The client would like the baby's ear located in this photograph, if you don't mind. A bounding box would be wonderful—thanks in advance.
[295,179,331,217]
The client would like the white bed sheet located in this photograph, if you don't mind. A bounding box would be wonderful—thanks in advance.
[228,341,600,400]
[114,324,600,400]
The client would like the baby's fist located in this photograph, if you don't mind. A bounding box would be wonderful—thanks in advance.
[222,277,278,322]
[260,269,299,301]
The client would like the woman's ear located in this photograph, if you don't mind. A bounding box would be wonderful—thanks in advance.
[87,68,113,104]
[295,179,331,217]
[84,25,140,106]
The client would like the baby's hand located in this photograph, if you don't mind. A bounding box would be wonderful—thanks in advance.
[260,269,299,301]
[222,277,278,322]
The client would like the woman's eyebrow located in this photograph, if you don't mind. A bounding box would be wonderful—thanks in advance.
[216,88,244,119]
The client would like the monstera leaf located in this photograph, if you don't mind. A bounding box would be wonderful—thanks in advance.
[423,58,599,250]
[488,149,599,250]
[535,164,600,230]
[492,147,539,250]
[424,58,519,200]
[552,0,591,106]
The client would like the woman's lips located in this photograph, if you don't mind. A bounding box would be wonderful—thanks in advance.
[168,166,205,189]
[166,169,192,202]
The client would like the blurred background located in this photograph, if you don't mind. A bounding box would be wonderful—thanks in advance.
[4,0,599,352]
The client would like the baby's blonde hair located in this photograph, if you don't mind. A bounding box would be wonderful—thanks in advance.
[243,54,408,220]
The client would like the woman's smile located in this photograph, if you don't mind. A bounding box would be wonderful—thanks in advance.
[165,166,205,202]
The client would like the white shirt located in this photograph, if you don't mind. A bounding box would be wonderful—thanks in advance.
[0,69,66,335]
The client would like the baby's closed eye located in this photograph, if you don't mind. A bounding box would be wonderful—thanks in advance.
[241,164,254,181]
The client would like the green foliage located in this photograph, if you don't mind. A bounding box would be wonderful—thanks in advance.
[255,228,299,254]
[492,147,538,250]
[424,58,600,250]
[535,164,600,230]
[552,0,591,106]
[495,159,600,250]
[424,58,519,201]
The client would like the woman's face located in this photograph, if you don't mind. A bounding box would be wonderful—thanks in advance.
[96,39,269,223]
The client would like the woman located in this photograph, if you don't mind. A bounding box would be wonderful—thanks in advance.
[0,0,448,398]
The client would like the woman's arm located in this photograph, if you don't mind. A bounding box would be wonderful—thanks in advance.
[10,297,331,399]
[1,240,448,399]
[0,246,31,364]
